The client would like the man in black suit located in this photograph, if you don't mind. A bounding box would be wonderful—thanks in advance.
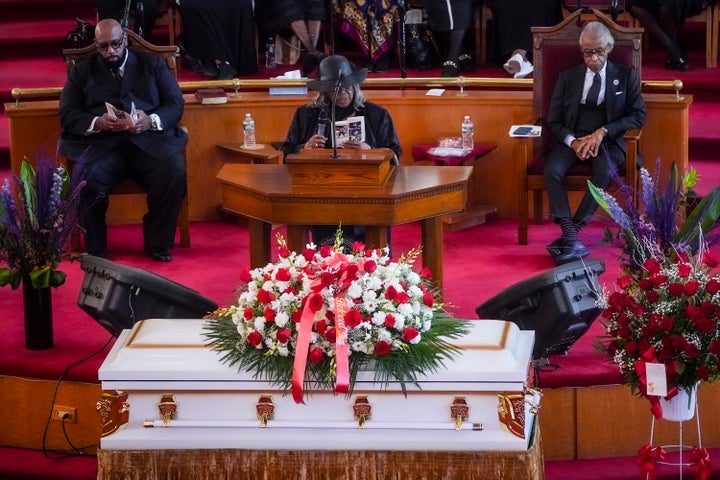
[544,20,646,265]
[59,18,187,262]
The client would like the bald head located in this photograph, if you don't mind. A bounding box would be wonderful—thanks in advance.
[95,18,126,65]
[96,18,123,40]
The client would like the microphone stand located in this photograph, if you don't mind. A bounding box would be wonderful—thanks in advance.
[330,74,344,159]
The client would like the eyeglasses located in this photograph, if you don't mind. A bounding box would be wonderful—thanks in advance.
[582,48,607,58]
[96,38,124,52]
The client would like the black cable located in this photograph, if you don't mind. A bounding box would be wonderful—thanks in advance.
[41,334,115,460]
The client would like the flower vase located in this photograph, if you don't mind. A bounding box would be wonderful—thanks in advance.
[659,384,698,422]
[22,277,54,350]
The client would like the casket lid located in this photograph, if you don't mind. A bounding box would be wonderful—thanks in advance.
[99,319,533,391]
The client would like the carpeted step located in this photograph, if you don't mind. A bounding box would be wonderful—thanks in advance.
[0,446,97,480]
[0,0,95,23]
[0,19,96,60]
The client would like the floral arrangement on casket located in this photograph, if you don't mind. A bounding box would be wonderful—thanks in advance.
[590,163,720,478]
[203,233,470,403]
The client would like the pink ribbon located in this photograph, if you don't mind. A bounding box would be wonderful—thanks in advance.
[291,252,365,403]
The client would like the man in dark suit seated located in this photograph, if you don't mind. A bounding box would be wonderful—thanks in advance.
[58,18,187,262]
[544,20,646,265]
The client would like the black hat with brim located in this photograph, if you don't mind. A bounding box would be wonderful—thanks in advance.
[307,55,368,93]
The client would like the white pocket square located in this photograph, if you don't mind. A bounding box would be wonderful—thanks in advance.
[615,91,624,95]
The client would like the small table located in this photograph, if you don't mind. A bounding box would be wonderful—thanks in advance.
[216,143,283,164]
[412,143,498,231]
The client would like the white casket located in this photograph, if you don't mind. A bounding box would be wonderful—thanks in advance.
[97,318,538,453]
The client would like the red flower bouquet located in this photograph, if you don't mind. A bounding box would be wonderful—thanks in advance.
[203,234,469,403]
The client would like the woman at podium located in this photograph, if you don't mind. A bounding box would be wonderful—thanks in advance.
[280,55,402,248]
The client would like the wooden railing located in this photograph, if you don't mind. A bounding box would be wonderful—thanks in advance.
[9,76,685,105]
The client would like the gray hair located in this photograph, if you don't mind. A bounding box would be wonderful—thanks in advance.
[311,84,366,110]
[580,21,614,49]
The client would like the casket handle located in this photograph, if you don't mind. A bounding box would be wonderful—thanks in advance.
[450,397,469,431]
[256,395,275,428]
[158,394,177,427]
[353,396,372,429]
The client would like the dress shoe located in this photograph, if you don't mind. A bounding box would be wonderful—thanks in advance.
[458,53,475,73]
[441,60,458,77]
[144,244,172,262]
[554,239,589,265]
[372,52,390,73]
[546,236,566,258]
[302,52,324,76]
[216,61,237,80]
[86,249,106,258]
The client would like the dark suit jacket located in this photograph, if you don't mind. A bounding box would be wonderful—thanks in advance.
[58,49,187,163]
[546,60,646,156]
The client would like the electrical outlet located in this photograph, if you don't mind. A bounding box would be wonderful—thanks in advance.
[51,405,77,423]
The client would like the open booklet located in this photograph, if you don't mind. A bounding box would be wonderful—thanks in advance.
[105,101,139,130]
[333,115,365,144]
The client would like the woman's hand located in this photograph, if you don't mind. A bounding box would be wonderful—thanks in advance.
[304,134,327,149]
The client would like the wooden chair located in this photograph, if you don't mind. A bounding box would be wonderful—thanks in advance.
[684,2,719,68]
[63,29,190,249]
[561,0,628,23]
[517,8,643,245]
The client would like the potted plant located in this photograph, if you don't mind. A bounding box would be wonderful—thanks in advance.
[0,157,84,349]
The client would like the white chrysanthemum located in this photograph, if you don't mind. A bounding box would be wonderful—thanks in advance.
[405,271,421,285]
[278,291,297,307]
[407,285,423,298]
[422,319,432,331]
[347,282,363,299]
[409,333,422,345]
[371,311,385,326]
[253,317,266,331]
[274,311,290,328]
[277,345,290,356]
[398,302,414,317]
[362,289,378,303]
[351,341,373,355]
[376,327,392,342]
[365,275,383,291]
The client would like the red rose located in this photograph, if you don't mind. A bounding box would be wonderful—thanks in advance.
[685,343,699,359]
[697,364,710,380]
[646,290,660,303]
[292,310,303,323]
[264,307,276,322]
[276,328,291,344]
[320,272,335,287]
[308,347,324,364]
[275,268,291,282]
[239,268,253,283]
[324,328,336,343]
[396,292,410,304]
[284,285,298,295]
[638,338,651,353]
[374,340,392,356]
[710,340,720,356]
[277,246,291,258]
[315,319,328,335]
[243,307,254,320]
[319,245,334,257]
[644,258,661,274]
[344,308,362,328]
[703,250,719,268]
[307,293,324,313]
[618,326,632,339]
[257,289,275,305]
[385,285,398,301]
[423,291,435,308]
[677,263,692,278]
[700,301,716,315]
[668,283,684,297]
[658,316,674,332]
[247,331,262,347]
[617,274,633,289]
[683,280,700,296]
[650,274,667,287]
[624,340,638,355]
[364,259,377,273]
[384,313,396,328]
[638,279,654,291]
[419,267,433,280]
[707,279,720,295]
[302,248,316,261]
[402,326,420,342]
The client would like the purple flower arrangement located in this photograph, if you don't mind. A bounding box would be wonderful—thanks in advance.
[0,157,85,290]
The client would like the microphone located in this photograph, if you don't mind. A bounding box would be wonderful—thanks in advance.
[317,109,329,137]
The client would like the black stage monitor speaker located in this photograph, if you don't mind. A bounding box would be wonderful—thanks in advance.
[78,255,219,337]
[476,258,605,360]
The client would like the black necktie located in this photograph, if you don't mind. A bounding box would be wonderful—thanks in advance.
[586,72,601,107]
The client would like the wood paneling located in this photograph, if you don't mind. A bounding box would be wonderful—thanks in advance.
[4,91,690,226]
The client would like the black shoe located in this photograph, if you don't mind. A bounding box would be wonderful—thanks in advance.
[198,60,219,78]
[441,60,458,78]
[372,52,389,73]
[546,236,567,258]
[458,53,475,73]
[216,62,237,80]
[554,239,589,265]
[666,51,689,71]
[86,249,106,258]
[144,244,172,262]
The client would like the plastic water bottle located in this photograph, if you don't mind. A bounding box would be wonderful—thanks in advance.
[461,115,474,151]
[265,37,276,69]
[243,113,256,148]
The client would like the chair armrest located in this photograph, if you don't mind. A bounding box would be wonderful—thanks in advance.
[623,127,641,142]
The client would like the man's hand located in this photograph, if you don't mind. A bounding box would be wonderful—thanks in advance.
[130,110,152,134]
[571,128,606,160]
[96,112,132,132]
[340,140,370,150]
